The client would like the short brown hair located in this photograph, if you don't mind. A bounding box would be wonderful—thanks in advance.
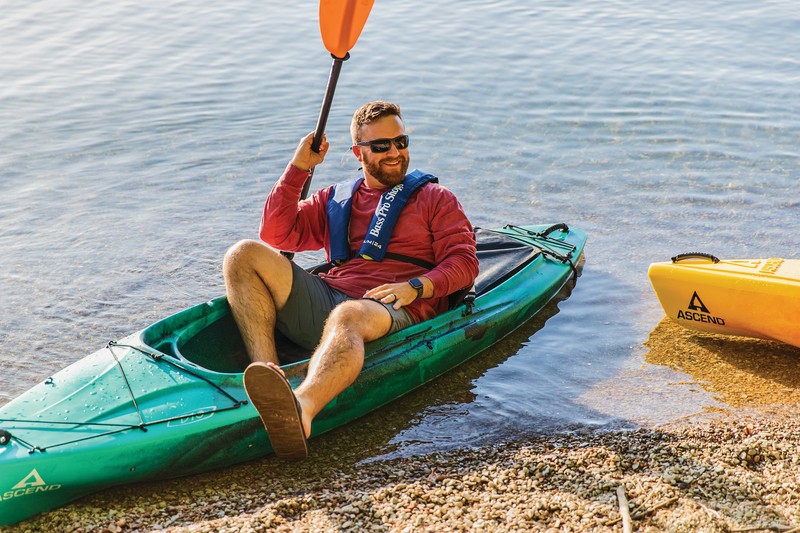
[351,101,403,143]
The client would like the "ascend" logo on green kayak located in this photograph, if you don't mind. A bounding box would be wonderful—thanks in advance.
[1,469,62,501]
[676,291,726,325]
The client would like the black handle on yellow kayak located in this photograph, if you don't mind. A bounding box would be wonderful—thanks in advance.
[671,252,720,264]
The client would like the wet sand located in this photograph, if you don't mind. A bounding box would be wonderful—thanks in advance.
[6,318,800,533]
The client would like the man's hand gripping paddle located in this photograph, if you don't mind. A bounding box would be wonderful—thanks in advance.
[283,0,375,260]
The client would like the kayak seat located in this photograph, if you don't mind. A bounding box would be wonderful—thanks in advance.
[448,285,475,310]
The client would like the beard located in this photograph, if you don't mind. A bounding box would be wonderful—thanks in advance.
[362,152,410,187]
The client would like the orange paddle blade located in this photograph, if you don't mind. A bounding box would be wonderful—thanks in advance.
[319,0,375,59]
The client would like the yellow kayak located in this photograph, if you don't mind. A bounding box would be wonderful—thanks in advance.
[648,252,800,348]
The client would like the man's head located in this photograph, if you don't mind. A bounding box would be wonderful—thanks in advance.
[351,101,410,188]
[350,101,403,144]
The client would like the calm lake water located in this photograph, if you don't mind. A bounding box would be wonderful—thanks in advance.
[2,0,799,460]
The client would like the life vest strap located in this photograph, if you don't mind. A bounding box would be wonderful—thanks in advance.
[310,250,435,276]
[346,249,435,271]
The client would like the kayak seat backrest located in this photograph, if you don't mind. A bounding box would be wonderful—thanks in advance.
[471,227,543,296]
[447,228,541,309]
[448,285,475,310]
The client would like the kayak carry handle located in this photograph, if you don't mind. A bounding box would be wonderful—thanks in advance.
[539,223,569,236]
[671,252,720,264]
[0,429,11,445]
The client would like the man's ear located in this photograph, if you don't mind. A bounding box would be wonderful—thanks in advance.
[352,145,363,162]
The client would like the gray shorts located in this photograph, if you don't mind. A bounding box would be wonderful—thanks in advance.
[275,261,416,352]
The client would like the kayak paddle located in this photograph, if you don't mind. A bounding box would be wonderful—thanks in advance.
[283,0,375,260]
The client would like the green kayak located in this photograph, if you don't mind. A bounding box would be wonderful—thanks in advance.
[0,223,586,526]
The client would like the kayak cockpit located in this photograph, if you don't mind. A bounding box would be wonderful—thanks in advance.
[139,225,578,376]
[140,306,312,374]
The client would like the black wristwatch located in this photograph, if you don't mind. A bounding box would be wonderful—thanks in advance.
[408,278,424,300]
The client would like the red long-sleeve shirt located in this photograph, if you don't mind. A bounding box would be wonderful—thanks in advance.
[260,163,479,323]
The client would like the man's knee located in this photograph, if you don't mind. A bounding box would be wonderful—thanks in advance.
[327,300,369,326]
[224,240,294,306]
[224,240,277,280]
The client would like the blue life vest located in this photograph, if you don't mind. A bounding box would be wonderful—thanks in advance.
[327,169,439,266]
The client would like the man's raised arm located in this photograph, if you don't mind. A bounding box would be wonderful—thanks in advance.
[259,133,330,251]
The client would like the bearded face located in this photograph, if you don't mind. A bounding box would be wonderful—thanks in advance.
[354,115,410,188]
[360,148,409,187]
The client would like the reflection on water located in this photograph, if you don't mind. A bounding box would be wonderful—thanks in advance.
[644,318,800,410]
[575,317,800,428]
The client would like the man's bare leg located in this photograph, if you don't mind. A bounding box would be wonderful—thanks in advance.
[223,239,294,365]
[270,299,393,439]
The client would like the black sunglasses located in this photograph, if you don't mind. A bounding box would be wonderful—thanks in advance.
[355,134,410,153]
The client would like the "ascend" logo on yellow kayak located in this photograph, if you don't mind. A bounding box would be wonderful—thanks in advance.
[676,291,726,325]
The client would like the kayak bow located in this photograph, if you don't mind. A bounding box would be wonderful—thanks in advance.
[648,253,800,347]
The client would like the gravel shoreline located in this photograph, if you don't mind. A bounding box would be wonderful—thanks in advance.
[6,415,800,533]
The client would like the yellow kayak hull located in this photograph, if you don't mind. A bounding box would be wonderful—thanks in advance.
[648,255,800,348]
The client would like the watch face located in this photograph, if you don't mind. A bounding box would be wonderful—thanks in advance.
[409,278,424,297]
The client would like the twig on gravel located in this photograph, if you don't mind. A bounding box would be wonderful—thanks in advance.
[607,495,681,526]
[617,485,633,533]
[631,496,680,519]
[696,485,712,499]
[694,498,722,520]
[630,485,657,517]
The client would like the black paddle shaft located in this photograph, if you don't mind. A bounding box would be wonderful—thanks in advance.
[300,52,350,201]
[282,53,349,260]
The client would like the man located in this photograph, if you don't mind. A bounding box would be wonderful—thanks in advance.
[224,101,478,461]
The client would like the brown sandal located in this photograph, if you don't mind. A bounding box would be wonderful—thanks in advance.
[243,362,309,462]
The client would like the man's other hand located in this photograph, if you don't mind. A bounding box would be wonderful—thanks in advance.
[364,276,433,310]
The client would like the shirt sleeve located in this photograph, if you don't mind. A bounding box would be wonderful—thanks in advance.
[423,186,480,297]
[259,163,329,252]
